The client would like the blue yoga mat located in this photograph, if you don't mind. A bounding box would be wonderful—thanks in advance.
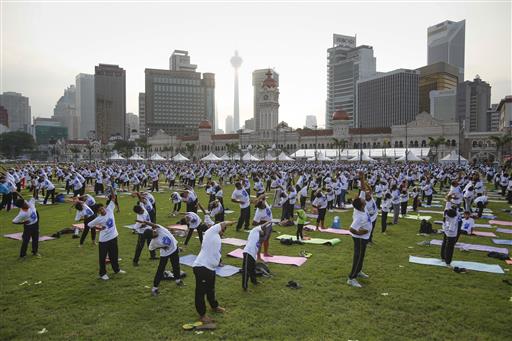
[408,256,504,274]
[179,254,240,277]
[492,239,512,246]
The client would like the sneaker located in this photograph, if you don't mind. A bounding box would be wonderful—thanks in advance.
[212,306,225,313]
[358,271,369,279]
[100,274,110,281]
[32,253,42,258]
[347,278,362,288]
[116,269,126,274]
[151,288,159,296]
[176,280,185,287]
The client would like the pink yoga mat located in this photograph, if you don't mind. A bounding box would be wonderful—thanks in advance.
[472,231,497,237]
[506,260,512,265]
[73,223,84,230]
[3,233,55,242]
[221,238,247,247]
[227,248,307,266]
[496,228,512,234]
[489,220,512,227]
[167,224,188,231]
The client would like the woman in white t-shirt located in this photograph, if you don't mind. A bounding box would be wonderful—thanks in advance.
[347,196,372,288]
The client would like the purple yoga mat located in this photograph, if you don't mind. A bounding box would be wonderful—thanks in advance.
[496,228,512,234]
[429,239,508,254]
[3,232,55,242]
[227,248,307,266]
[221,238,247,247]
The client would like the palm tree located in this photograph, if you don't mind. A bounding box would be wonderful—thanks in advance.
[69,146,81,163]
[135,137,151,159]
[185,143,196,160]
[262,144,271,160]
[428,136,446,162]
[85,143,94,163]
[331,137,347,161]
[226,143,239,161]
[100,145,111,160]
[490,135,512,163]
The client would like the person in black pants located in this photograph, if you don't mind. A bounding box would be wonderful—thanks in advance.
[132,205,157,265]
[12,193,40,258]
[441,209,459,266]
[232,182,251,231]
[72,200,97,246]
[347,197,371,288]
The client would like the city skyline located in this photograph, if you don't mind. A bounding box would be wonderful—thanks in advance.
[2,2,510,129]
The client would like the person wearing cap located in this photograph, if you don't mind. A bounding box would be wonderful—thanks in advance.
[192,221,234,323]
[242,222,271,291]
[347,193,372,288]
[12,192,40,258]
[136,220,184,296]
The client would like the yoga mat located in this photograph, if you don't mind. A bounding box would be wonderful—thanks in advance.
[304,225,351,235]
[3,233,55,242]
[168,224,188,231]
[73,223,84,230]
[403,214,432,221]
[221,238,247,247]
[124,224,137,230]
[418,210,443,215]
[481,215,497,220]
[490,220,512,227]
[276,234,341,246]
[429,239,509,254]
[492,239,512,246]
[471,231,496,237]
[496,228,512,234]
[408,256,504,274]
[489,200,507,203]
[506,260,512,265]
[474,224,492,228]
[179,254,240,277]
[227,248,307,266]
[306,214,318,219]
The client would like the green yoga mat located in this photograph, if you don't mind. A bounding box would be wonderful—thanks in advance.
[276,234,341,246]
[403,214,432,221]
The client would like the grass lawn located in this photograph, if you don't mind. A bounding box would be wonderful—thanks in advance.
[0,181,511,340]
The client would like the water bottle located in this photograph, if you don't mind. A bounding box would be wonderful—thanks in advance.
[332,216,341,229]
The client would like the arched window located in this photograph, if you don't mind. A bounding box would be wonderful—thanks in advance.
[451,140,456,147]
[421,140,426,147]
[414,141,419,147]
[478,141,483,147]
[354,143,358,148]
[472,141,477,147]
[399,141,404,148]
[394,141,399,148]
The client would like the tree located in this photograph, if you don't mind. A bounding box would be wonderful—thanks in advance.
[101,145,111,160]
[331,137,347,161]
[135,137,151,159]
[185,143,196,160]
[0,131,36,158]
[428,137,446,162]
[490,135,512,163]
[69,146,81,162]
[85,143,95,163]
[113,140,135,158]
[226,143,239,161]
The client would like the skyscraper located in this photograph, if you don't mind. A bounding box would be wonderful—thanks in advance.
[139,92,146,137]
[94,64,126,143]
[225,115,234,134]
[430,89,457,122]
[75,73,95,138]
[126,112,139,138]
[305,115,317,129]
[325,34,377,128]
[427,20,465,81]
[253,69,279,126]
[416,62,458,113]
[0,92,31,133]
[53,85,79,139]
[457,75,491,132]
[230,50,243,131]
[145,52,215,136]
[357,69,419,128]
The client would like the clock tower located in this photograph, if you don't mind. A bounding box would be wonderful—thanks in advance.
[255,69,279,131]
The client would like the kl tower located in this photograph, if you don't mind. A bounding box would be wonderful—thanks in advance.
[230,50,243,131]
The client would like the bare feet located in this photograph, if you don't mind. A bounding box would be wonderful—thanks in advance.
[263,253,273,257]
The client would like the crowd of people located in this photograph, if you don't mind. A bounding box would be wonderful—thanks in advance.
[1,161,511,322]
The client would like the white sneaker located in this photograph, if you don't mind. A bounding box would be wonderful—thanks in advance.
[100,274,110,281]
[116,269,126,274]
[358,271,369,279]
[347,278,362,288]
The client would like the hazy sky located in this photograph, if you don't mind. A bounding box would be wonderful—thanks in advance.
[2,0,511,130]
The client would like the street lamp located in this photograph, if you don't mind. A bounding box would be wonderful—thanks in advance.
[458,119,465,166]
[405,120,409,163]
[313,125,318,161]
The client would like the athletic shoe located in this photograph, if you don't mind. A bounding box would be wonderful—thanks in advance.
[347,278,362,288]
[100,274,110,281]
[116,269,127,274]
[176,280,185,287]
[358,271,369,279]
[32,253,42,258]
[151,288,159,296]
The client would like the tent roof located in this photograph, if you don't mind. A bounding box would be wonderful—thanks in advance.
[109,153,125,160]
[129,153,144,160]
[201,152,222,161]
[149,153,165,160]
[242,152,260,161]
[440,151,468,163]
[172,153,190,161]
[396,150,423,162]
[277,152,294,161]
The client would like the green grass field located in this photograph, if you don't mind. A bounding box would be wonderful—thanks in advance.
[0,182,511,340]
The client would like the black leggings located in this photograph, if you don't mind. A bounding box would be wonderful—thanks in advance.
[441,234,457,265]
[184,224,207,245]
[20,222,39,257]
[348,237,368,279]
[236,206,251,231]
[80,215,97,245]
[133,233,156,263]
[153,249,180,287]
[193,266,219,316]
[296,224,304,240]
[242,252,257,290]
[98,237,120,276]
[381,212,388,232]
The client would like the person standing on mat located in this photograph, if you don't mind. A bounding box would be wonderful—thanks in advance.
[132,204,157,266]
[87,199,126,280]
[242,222,271,291]
[441,208,458,267]
[12,192,40,259]
[381,193,392,234]
[73,199,97,246]
[347,195,372,288]
[40,176,56,205]
[312,190,328,230]
[253,195,273,259]
[192,220,234,323]
[136,220,184,296]
[295,208,307,241]
[232,181,251,231]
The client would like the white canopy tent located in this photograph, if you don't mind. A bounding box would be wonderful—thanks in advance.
[439,151,468,165]
[263,153,276,161]
[395,150,423,162]
[149,153,166,161]
[201,152,222,161]
[172,153,190,162]
[292,148,430,160]
[277,152,294,161]
[129,153,144,161]
[307,152,333,161]
[109,153,125,161]
[242,152,260,161]
[348,151,376,162]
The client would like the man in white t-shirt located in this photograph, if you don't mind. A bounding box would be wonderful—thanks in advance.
[242,222,271,291]
[231,182,251,231]
[12,192,40,258]
[132,204,157,265]
[192,221,234,323]
[87,201,126,280]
